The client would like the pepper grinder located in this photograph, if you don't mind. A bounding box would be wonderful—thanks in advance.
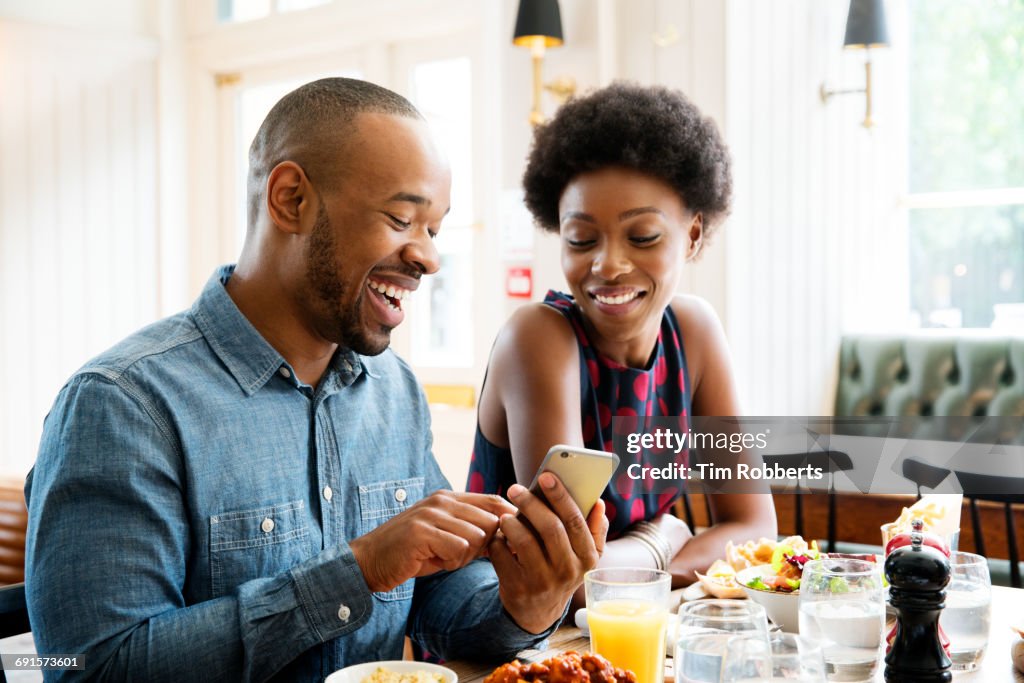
[884,518,952,683]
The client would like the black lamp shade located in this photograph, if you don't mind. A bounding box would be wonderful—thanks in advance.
[843,0,890,48]
[513,0,564,48]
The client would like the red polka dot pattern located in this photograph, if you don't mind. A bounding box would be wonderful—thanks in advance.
[466,291,693,540]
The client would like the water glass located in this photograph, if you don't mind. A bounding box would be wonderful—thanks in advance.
[938,551,991,671]
[798,559,885,682]
[585,568,671,683]
[721,632,827,682]
[674,600,769,683]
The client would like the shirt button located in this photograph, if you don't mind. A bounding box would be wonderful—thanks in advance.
[323,486,333,501]
[338,604,351,622]
[261,517,275,533]
[394,488,407,503]
[279,367,292,379]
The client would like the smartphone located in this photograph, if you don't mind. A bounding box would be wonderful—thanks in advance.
[526,445,620,517]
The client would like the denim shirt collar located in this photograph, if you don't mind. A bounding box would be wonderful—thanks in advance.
[192,265,372,396]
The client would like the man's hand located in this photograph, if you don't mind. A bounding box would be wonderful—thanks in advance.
[350,491,516,593]
[488,472,609,634]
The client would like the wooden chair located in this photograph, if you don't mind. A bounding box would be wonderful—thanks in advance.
[899,458,951,500]
[953,470,1023,588]
[0,478,27,586]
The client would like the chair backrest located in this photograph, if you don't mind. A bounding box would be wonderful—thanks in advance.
[0,582,29,639]
[0,478,27,586]
[0,582,31,683]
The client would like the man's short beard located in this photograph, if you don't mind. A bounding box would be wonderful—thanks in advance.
[305,204,391,356]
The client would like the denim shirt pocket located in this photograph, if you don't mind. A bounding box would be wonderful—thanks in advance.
[357,477,425,602]
[209,500,310,598]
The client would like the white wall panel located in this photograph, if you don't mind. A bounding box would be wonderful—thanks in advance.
[724,0,905,415]
[0,22,160,476]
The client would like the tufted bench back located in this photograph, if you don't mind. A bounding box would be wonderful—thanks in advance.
[835,334,1024,419]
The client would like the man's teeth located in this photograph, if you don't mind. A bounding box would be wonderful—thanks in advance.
[368,280,411,311]
[594,291,639,305]
[368,280,411,301]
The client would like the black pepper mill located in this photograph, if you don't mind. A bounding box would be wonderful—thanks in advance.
[884,518,952,683]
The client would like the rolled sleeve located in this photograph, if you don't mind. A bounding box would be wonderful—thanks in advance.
[286,543,373,641]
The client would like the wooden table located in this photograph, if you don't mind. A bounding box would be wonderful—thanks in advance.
[449,586,1024,683]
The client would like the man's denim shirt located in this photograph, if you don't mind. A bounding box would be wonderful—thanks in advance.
[25,266,556,682]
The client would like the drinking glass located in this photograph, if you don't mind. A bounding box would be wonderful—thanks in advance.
[585,568,671,683]
[674,600,769,683]
[938,551,991,671]
[721,632,827,682]
[798,559,885,682]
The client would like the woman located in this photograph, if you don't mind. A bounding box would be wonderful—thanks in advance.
[467,82,776,587]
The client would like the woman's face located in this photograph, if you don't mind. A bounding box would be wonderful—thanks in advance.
[558,166,701,367]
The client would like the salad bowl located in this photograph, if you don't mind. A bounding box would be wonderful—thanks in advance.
[736,564,801,633]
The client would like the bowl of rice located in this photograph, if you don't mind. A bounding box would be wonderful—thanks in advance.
[326,661,458,683]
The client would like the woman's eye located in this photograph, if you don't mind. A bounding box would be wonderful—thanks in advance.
[630,234,660,245]
[566,238,596,248]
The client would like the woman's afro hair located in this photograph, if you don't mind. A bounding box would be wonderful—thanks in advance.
[522,82,732,238]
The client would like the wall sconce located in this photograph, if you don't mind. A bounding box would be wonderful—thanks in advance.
[820,0,890,128]
[513,0,576,126]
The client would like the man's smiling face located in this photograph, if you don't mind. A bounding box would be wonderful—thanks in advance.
[300,112,451,356]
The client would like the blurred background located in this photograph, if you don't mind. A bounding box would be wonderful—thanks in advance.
[0,0,1022,488]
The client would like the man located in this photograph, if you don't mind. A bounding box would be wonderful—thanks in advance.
[25,78,607,682]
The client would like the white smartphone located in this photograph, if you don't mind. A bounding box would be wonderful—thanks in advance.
[526,444,620,517]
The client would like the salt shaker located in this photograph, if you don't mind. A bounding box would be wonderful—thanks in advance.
[884,518,952,683]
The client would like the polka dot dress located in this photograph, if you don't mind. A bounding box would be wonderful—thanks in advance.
[467,290,692,539]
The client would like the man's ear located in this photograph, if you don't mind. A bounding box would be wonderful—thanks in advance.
[686,212,704,261]
[266,161,314,236]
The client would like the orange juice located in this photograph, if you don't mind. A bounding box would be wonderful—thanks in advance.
[588,598,668,683]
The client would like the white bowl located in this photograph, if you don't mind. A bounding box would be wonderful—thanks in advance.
[325,661,458,683]
[735,564,800,633]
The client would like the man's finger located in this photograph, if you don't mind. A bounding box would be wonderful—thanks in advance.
[448,491,518,518]
[508,483,576,563]
[417,527,474,575]
[487,533,521,578]
[587,499,608,556]
[429,513,491,550]
[530,473,593,559]
[499,511,549,568]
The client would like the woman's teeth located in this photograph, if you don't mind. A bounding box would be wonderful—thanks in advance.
[368,280,411,311]
[594,291,639,305]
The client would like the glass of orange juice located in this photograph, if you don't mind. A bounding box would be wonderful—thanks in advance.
[585,567,671,683]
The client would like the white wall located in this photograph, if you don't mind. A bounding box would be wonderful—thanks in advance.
[0,18,161,477]
[0,0,155,34]
[724,0,907,415]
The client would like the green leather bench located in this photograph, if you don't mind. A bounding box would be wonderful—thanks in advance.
[830,334,1024,586]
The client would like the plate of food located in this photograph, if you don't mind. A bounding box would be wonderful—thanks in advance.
[326,661,457,683]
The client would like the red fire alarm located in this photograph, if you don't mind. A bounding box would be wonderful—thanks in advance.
[505,266,533,299]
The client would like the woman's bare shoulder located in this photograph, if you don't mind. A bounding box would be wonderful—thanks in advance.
[669,294,723,334]
[492,302,578,365]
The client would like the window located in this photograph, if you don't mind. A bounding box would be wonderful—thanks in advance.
[906,0,1024,329]
[405,57,475,369]
[217,0,330,24]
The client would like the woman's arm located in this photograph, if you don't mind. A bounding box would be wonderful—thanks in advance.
[478,305,692,590]
[669,296,778,586]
